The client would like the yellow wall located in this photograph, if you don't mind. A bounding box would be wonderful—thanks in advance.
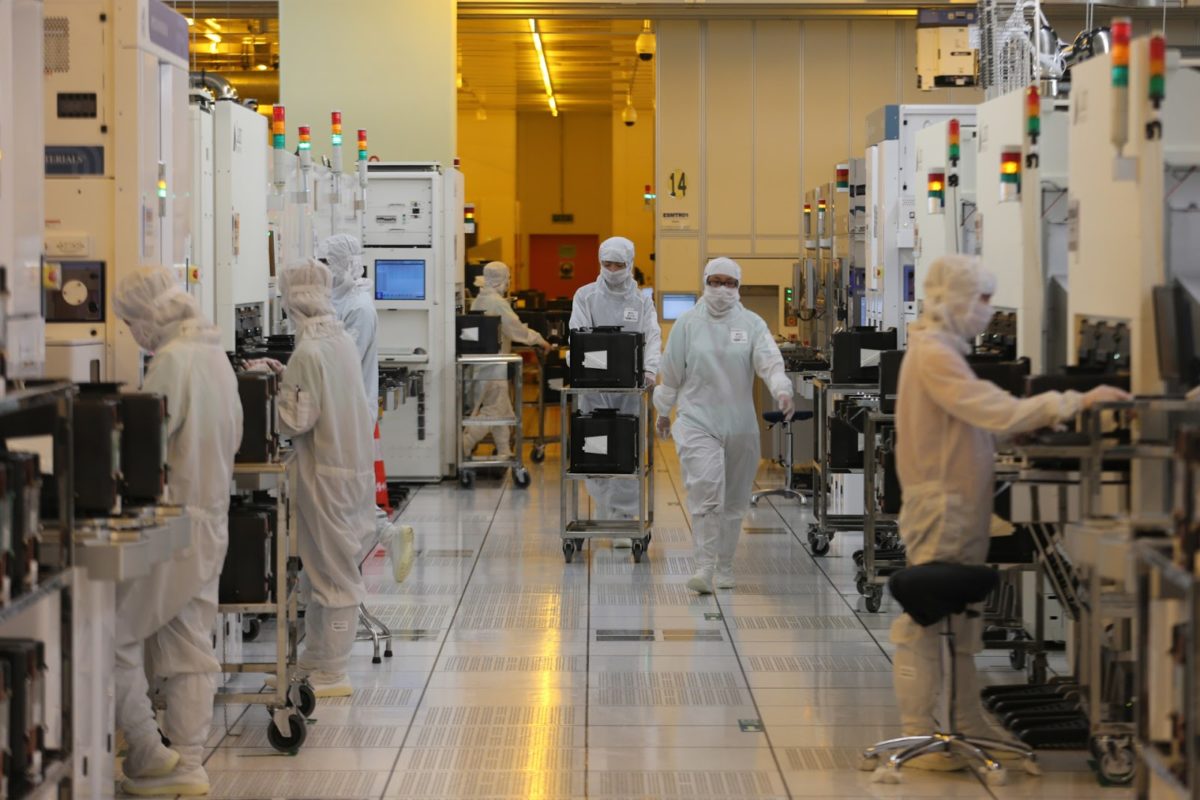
[279,0,456,167]
[515,111,613,287]
[612,110,656,284]
[459,109,518,268]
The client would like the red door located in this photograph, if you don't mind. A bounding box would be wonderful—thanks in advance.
[528,234,599,300]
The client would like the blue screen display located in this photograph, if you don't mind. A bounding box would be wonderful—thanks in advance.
[375,259,426,301]
[661,293,697,320]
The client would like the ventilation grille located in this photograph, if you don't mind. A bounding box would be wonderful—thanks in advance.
[44,17,70,74]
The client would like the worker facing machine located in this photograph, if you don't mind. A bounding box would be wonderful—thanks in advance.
[276,260,375,698]
[570,237,662,545]
[890,254,1130,769]
[112,267,243,797]
[462,261,552,459]
[654,257,795,595]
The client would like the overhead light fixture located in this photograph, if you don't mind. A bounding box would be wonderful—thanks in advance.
[204,31,221,43]
[255,63,269,71]
[528,19,558,117]
[204,18,221,31]
[476,107,488,121]
[185,17,194,26]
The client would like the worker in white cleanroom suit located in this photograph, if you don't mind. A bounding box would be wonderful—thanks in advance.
[653,257,795,594]
[570,236,662,545]
[277,259,375,698]
[462,261,551,458]
[318,234,413,580]
[892,254,1130,768]
[113,266,242,797]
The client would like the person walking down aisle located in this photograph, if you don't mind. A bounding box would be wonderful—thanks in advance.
[112,266,243,797]
[319,234,413,579]
[653,257,795,594]
[462,261,552,459]
[570,237,662,546]
[891,254,1131,770]
[277,259,375,698]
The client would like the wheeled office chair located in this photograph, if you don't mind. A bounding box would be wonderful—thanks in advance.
[751,410,813,506]
[859,562,1041,785]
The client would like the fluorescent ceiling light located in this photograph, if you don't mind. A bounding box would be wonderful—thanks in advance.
[528,19,558,117]
[204,31,221,43]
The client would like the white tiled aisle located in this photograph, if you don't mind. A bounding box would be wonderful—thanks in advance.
[195,445,1131,800]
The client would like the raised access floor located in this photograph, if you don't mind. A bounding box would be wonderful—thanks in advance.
[190,444,1130,800]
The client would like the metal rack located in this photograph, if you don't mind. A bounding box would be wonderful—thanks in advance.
[217,453,313,753]
[856,411,901,612]
[1134,542,1199,800]
[514,345,553,464]
[559,387,654,563]
[456,354,531,489]
[809,376,878,556]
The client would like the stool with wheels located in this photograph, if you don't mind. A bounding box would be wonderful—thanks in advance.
[751,410,813,506]
[859,562,1041,785]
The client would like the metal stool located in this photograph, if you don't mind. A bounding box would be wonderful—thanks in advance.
[357,603,393,665]
[751,410,813,506]
[860,563,1040,786]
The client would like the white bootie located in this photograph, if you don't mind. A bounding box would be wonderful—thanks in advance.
[122,738,180,780]
[687,512,720,594]
[383,523,415,583]
[686,567,714,595]
[308,670,353,698]
[714,567,736,590]
[122,765,210,796]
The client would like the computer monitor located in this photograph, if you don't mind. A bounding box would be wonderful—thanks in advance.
[375,259,426,302]
[661,292,697,321]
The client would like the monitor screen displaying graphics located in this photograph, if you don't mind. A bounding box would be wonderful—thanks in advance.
[661,292,697,321]
[375,259,426,302]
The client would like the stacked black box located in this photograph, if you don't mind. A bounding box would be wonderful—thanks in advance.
[569,411,639,474]
[2,454,39,599]
[0,640,44,796]
[236,372,279,464]
[568,328,643,388]
[456,313,501,355]
[119,393,168,504]
[74,395,122,514]
[220,503,274,604]
[832,328,898,384]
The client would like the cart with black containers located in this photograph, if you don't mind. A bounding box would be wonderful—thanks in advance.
[560,327,654,563]
[456,353,530,489]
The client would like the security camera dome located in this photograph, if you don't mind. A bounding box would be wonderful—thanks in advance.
[622,104,638,127]
[635,31,656,62]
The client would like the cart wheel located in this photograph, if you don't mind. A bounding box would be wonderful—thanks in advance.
[243,616,262,642]
[459,470,475,489]
[1091,736,1136,785]
[809,533,831,557]
[865,586,883,613]
[513,467,531,488]
[531,446,546,463]
[1009,639,1028,671]
[290,681,317,718]
[267,711,307,754]
[1030,652,1049,685]
[856,574,868,596]
[563,540,576,563]
[631,540,645,563]
[574,538,585,550]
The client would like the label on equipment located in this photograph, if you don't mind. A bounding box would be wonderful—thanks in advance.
[582,436,609,456]
[583,351,609,370]
[730,329,749,344]
[623,308,639,322]
[1067,199,1080,253]
[461,327,480,342]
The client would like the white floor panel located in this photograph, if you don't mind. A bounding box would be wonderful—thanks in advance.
[193,446,1122,800]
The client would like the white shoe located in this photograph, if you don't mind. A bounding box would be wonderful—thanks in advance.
[686,570,714,595]
[613,538,633,549]
[122,739,180,780]
[383,523,415,583]
[714,568,736,589]
[122,765,210,796]
[308,671,353,698]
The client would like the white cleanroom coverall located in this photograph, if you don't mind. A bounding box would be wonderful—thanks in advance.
[893,255,1128,748]
[463,261,549,458]
[113,266,242,796]
[570,236,662,519]
[653,257,793,592]
[277,260,374,688]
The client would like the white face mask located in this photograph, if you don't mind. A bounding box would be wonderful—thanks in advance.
[602,265,631,287]
[704,285,739,315]
[964,301,995,337]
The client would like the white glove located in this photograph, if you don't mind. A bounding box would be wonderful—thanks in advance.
[244,358,285,376]
[655,415,672,440]
[1187,385,1200,402]
[1081,385,1133,410]
[776,392,796,421]
[643,372,656,389]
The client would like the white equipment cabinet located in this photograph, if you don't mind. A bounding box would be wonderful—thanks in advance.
[365,162,464,481]
[42,0,191,386]
[189,96,216,326]
[913,117,978,296]
[864,104,976,345]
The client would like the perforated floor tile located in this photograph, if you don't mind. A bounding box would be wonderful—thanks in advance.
[588,770,784,797]
[207,770,389,799]
[383,770,584,798]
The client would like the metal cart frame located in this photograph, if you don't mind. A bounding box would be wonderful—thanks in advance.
[857,411,901,612]
[514,345,554,464]
[456,354,531,489]
[560,387,654,563]
[219,453,312,753]
[809,376,878,556]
